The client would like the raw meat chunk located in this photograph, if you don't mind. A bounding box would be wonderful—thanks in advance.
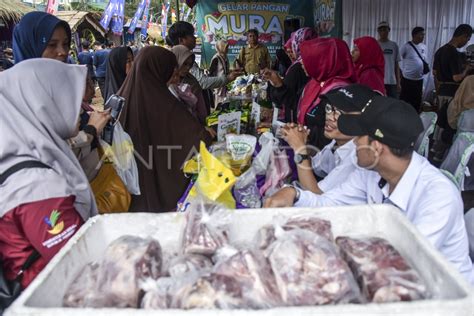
[255,216,333,251]
[171,273,245,309]
[96,236,162,307]
[336,236,428,302]
[266,230,363,306]
[213,249,282,308]
[168,254,213,278]
[63,263,99,307]
[182,201,229,255]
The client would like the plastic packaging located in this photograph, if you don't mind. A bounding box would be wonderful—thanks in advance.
[167,254,213,278]
[99,123,140,195]
[181,196,230,256]
[260,147,291,197]
[212,249,282,309]
[336,236,428,303]
[63,263,99,307]
[140,277,173,309]
[255,215,334,251]
[265,229,363,306]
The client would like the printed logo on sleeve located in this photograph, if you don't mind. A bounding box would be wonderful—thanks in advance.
[44,210,64,235]
[42,210,77,249]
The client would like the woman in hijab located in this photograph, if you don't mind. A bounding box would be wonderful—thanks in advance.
[209,40,230,107]
[0,59,97,290]
[265,27,318,123]
[448,75,474,129]
[170,45,208,125]
[12,11,111,182]
[13,11,71,63]
[298,38,357,149]
[352,36,386,95]
[118,46,213,212]
[104,46,134,102]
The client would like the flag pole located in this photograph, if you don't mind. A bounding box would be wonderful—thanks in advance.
[176,0,180,21]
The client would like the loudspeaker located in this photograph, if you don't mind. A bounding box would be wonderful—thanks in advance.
[284,19,301,42]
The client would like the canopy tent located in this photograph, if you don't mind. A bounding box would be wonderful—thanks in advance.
[55,11,107,39]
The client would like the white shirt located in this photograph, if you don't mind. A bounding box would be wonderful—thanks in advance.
[400,41,428,81]
[312,140,357,192]
[296,153,474,284]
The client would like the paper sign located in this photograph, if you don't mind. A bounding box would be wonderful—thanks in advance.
[251,101,261,124]
[217,111,241,142]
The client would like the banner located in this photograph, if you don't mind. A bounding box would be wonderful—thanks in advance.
[46,0,59,14]
[161,2,170,39]
[110,0,125,35]
[100,0,115,31]
[195,1,314,68]
[313,0,342,38]
[140,0,151,39]
[128,0,147,34]
[184,7,192,22]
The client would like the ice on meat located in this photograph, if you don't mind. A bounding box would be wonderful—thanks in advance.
[182,202,229,255]
[94,236,162,307]
[168,253,213,278]
[255,216,333,251]
[213,249,282,308]
[63,263,99,307]
[171,273,245,309]
[336,236,428,302]
[266,230,363,306]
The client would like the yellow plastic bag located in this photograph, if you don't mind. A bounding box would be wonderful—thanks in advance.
[188,142,236,208]
[90,147,131,214]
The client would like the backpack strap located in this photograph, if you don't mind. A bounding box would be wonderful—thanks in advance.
[0,161,51,186]
[408,42,427,63]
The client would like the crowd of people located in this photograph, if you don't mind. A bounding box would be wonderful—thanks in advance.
[0,11,473,305]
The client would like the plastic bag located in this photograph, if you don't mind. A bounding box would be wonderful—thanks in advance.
[187,142,237,209]
[212,249,282,309]
[95,236,162,307]
[255,215,334,251]
[99,123,140,195]
[63,263,99,307]
[140,277,174,309]
[265,229,363,306]
[336,236,428,302]
[168,254,213,278]
[171,272,245,309]
[181,195,230,256]
[234,132,277,208]
[260,146,291,197]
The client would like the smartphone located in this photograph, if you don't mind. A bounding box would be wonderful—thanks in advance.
[104,94,125,126]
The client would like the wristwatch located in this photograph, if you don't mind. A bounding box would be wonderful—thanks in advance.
[294,153,311,165]
[282,184,301,204]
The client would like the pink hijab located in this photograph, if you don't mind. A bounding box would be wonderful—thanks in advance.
[286,27,318,74]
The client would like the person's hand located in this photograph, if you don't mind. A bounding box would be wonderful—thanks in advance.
[261,68,283,88]
[227,70,243,82]
[281,123,309,152]
[205,127,217,139]
[263,187,297,208]
[87,109,112,135]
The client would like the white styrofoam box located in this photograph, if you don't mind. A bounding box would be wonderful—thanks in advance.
[6,204,474,316]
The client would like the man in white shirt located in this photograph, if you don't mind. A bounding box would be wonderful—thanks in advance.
[265,97,474,284]
[281,84,377,194]
[400,27,429,112]
[377,21,402,98]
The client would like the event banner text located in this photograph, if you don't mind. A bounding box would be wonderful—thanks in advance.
[196,1,314,68]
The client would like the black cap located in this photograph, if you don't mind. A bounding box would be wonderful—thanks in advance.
[320,84,379,113]
[338,96,424,149]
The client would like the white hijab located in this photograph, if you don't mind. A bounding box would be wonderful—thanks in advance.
[0,58,97,220]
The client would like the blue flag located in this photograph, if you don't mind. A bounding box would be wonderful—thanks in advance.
[110,0,125,35]
[140,0,150,40]
[128,0,147,34]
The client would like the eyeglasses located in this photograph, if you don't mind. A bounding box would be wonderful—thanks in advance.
[325,103,342,116]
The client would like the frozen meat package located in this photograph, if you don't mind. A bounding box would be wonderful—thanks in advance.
[336,236,428,302]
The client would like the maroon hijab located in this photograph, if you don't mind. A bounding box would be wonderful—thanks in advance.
[354,36,386,94]
[298,38,357,124]
[118,47,212,212]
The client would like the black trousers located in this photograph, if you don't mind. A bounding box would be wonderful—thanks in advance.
[97,77,106,100]
[400,76,423,112]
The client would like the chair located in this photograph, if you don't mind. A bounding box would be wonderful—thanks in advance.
[457,109,474,135]
[415,112,437,158]
[440,132,474,190]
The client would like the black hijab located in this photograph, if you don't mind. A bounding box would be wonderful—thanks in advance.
[104,46,132,102]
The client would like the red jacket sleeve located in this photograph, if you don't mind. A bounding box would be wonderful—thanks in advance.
[0,195,83,288]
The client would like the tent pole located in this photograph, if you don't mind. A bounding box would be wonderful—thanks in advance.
[177,0,180,21]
